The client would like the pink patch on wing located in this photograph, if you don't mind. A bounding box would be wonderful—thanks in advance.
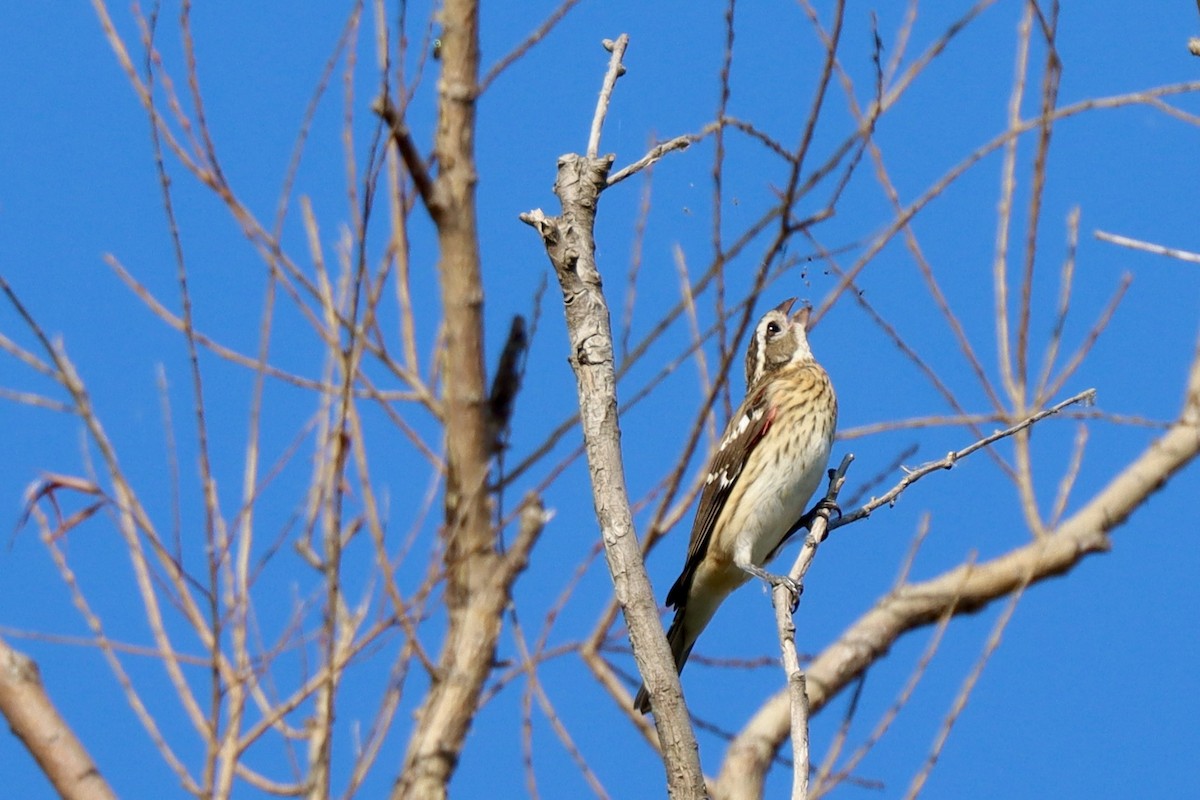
[754,404,777,445]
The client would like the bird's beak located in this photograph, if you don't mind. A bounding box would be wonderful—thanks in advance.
[791,303,812,330]
[773,297,797,316]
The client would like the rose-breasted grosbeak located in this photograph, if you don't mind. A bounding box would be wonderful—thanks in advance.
[634,297,837,714]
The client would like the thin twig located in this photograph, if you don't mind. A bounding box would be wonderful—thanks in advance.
[479,0,585,93]
[770,456,851,800]
[815,567,961,797]
[373,95,438,215]
[809,676,865,799]
[1040,276,1130,404]
[831,389,1095,531]
[712,0,737,419]
[619,163,655,362]
[1094,229,1200,265]
[1049,424,1088,528]
[903,580,1028,799]
[1035,208,1081,402]
[607,131,706,186]
[674,245,717,444]
[587,35,629,159]
[992,2,1036,401]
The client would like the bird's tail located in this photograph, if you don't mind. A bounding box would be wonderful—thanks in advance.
[633,609,694,714]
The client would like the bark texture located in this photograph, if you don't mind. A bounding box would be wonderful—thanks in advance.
[0,637,116,800]
[524,153,708,798]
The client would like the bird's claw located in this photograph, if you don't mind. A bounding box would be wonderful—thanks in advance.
[816,496,842,520]
[770,574,803,612]
[741,563,804,611]
[798,497,842,540]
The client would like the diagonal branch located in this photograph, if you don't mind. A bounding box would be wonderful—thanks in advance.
[0,636,117,800]
[373,96,439,217]
[831,389,1096,530]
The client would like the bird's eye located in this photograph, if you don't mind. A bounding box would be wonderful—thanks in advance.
[766,321,782,336]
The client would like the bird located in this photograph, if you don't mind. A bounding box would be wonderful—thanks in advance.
[633,297,837,714]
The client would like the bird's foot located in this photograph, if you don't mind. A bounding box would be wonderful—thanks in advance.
[799,497,842,539]
[742,563,803,612]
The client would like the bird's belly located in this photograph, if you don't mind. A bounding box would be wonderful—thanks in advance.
[732,438,830,569]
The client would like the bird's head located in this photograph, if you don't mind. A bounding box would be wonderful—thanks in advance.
[744,297,814,387]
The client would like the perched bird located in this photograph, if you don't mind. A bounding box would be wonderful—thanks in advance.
[634,297,837,714]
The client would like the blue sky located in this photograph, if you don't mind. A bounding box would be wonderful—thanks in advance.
[2,2,1199,798]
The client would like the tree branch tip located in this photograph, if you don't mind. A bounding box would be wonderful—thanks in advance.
[1189,37,1200,57]
[521,495,555,526]
[602,35,629,54]
[832,452,855,478]
[519,210,559,241]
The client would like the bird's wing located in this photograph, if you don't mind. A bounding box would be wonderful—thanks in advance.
[665,385,775,609]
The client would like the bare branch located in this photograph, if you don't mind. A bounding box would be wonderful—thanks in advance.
[0,636,117,800]
[904,586,1025,800]
[608,131,705,186]
[522,149,706,796]
[522,35,705,794]
[831,389,1096,531]
[393,1,530,796]
[992,2,1035,401]
[587,35,629,159]
[373,95,439,217]
[813,554,956,797]
[769,458,850,800]
[1095,229,1200,265]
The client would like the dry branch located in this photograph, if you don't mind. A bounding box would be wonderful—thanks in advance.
[831,388,1096,531]
[373,96,438,216]
[1095,229,1200,265]
[521,33,706,800]
[393,2,543,797]
[0,637,117,800]
[769,458,850,800]
[522,154,706,799]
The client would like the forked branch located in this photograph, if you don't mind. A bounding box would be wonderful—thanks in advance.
[521,33,707,800]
